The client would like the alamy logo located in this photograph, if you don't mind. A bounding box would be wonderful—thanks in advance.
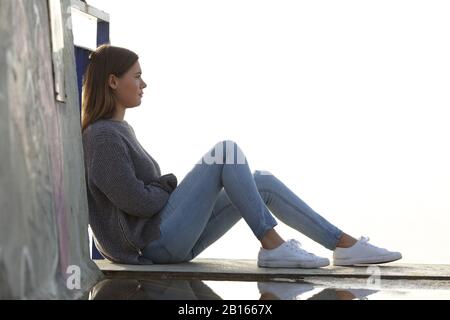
[197,141,247,165]
[366,266,381,290]
[66,5,73,31]
[66,265,81,290]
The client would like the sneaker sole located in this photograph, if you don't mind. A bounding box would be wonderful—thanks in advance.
[258,259,330,269]
[333,252,402,266]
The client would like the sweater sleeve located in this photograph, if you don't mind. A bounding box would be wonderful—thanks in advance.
[90,139,170,218]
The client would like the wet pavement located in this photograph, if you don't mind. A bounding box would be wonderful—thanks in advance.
[90,259,450,300]
[88,277,450,300]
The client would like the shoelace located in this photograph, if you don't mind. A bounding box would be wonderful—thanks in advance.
[359,236,389,252]
[286,239,315,257]
[359,236,370,246]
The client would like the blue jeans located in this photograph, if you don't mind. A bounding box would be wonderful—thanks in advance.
[142,140,343,264]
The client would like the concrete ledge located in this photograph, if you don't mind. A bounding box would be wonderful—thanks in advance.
[95,259,450,282]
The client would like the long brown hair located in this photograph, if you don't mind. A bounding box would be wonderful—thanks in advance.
[81,45,139,133]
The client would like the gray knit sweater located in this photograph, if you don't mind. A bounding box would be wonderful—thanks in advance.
[82,119,170,264]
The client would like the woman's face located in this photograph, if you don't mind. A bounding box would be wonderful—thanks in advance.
[109,60,147,108]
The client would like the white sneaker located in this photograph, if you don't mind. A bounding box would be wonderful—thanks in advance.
[258,239,330,268]
[333,236,402,266]
[257,281,315,300]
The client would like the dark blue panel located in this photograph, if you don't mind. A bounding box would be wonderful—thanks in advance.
[74,20,110,261]
[97,21,110,46]
[90,238,105,260]
[93,21,109,260]
[74,47,90,115]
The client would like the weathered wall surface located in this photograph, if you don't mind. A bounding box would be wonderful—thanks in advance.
[0,0,103,299]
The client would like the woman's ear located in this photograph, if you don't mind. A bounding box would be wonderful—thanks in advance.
[108,74,118,90]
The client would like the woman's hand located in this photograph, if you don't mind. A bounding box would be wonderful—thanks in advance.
[150,173,178,194]
[159,173,178,191]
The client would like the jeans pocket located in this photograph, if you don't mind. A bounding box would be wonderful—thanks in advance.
[145,243,174,264]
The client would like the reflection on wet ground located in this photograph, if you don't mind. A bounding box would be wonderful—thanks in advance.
[90,278,222,300]
[88,278,450,300]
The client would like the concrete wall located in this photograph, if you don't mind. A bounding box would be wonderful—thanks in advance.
[0,0,103,299]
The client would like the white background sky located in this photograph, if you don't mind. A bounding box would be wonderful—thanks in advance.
[80,0,450,264]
